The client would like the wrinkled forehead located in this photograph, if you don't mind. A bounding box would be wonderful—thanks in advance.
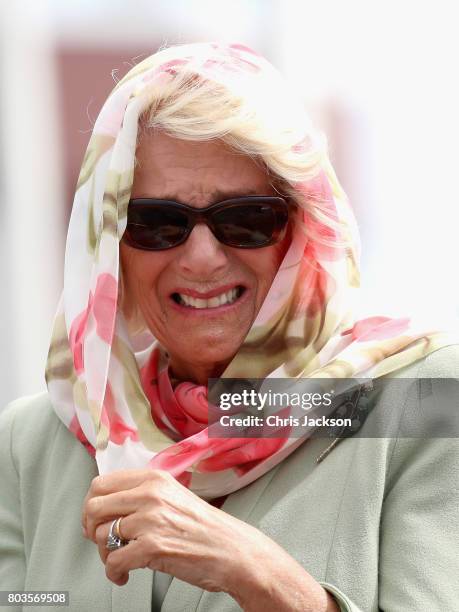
[131,129,280,207]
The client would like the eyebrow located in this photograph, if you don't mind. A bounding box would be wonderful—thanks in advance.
[133,189,267,204]
[206,189,263,201]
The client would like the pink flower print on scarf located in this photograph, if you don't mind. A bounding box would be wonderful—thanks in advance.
[68,273,118,374]
[342,316,411,342]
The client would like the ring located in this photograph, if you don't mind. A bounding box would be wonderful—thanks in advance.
[113,517,124,540]
[106,518,128,551]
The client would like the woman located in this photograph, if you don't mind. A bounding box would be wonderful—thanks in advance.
[1,42,458,611]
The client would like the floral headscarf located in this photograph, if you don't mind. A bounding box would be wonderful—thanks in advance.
[45,42,458,498]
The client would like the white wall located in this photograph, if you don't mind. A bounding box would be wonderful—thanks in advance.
[277,0,459,321]
[0,0,65,407]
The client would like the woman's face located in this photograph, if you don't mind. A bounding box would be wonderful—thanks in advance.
[120,130,291,383]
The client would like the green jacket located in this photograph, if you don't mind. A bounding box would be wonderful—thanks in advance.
[1,344,458,611]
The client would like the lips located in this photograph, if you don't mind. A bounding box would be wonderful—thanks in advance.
[170,285,247,311]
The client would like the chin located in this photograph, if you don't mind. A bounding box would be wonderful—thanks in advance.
[182,337,240,366]
[192,346,236,366]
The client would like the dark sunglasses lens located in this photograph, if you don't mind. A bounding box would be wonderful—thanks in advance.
[212,204,286,247]
[125,206,188,249]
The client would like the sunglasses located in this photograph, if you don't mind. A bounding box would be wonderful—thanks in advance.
[123,196,289,250]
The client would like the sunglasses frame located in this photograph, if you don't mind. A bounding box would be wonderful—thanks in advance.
[123,195,290,250]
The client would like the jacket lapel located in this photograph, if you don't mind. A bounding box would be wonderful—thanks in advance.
[111,566,154,612]
[160,464,283,612]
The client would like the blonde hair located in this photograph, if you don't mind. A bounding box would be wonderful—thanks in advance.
[118,42,352,336]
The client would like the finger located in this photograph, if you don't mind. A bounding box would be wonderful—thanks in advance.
[84,491,141,541]
[82,470,151,527]
[110,571,129,587]
[94,520,131,566]
[94,511,147,554]
[88,468,172,499]
[94,516,134,564]
[95,521,112,565]
[84,474,174,540]
[105,538,156,584]
[82,469,174,533]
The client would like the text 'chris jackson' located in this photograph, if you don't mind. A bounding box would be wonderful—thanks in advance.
[219,414,352,428]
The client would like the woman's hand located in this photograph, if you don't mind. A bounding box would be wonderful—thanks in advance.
[82,468,247,593]
[81,469,338,611]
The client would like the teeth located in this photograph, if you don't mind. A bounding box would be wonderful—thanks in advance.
[177,287,240,309]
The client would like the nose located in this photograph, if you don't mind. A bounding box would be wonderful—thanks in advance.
[176,223,229,277]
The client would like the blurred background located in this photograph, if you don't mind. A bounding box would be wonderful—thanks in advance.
[1,0,458,407]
